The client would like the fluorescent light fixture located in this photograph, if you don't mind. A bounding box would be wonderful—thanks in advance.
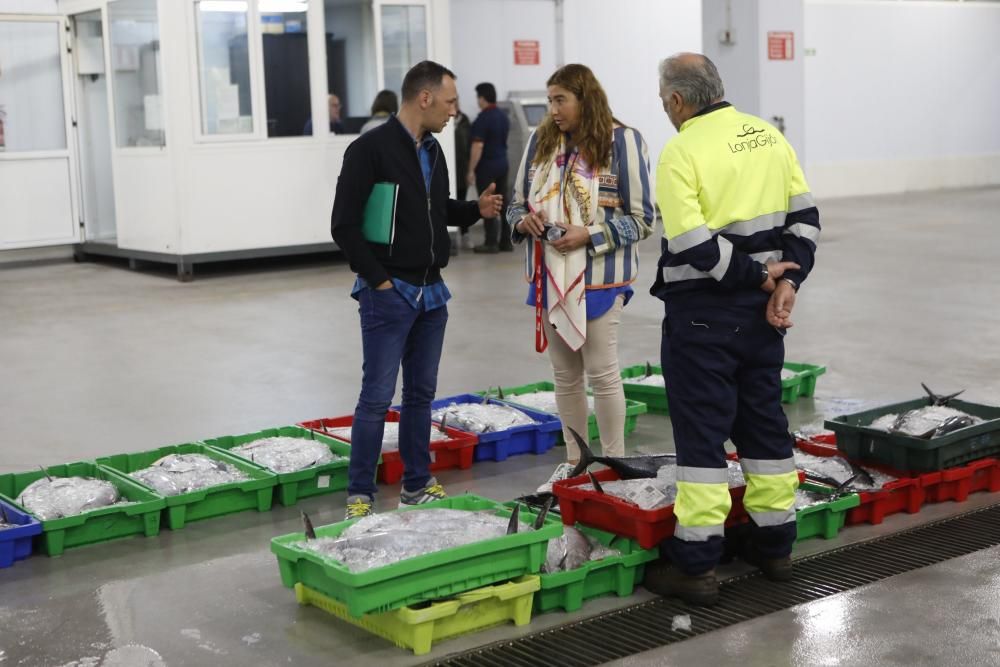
[259,0,308,12]
[199,1,248,12]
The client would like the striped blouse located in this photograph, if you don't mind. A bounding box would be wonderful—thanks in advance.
[508,126,655,291]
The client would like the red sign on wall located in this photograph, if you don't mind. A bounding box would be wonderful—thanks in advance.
[768,31,795,60]
[513,40,540,66]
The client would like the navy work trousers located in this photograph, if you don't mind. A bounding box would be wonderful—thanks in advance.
[660,305,797,574]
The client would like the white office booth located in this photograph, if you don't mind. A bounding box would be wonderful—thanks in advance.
[0,0,456,278]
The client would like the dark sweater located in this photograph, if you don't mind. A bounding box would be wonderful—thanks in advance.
[331,115,480,287]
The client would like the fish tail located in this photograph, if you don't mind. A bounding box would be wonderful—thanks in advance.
[568,428,593,478]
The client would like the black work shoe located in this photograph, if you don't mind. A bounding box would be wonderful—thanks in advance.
[473,244,499,254]
[642,561,719,606]
[740,546,794,582]
[757,556,793,582]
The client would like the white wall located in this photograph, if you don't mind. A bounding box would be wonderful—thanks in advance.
[703,0,806,159]
[804,0,1000,198]
[450,0,701,166]
[702,0,760,114]
[448,0,556,115]
[563,0,702,166]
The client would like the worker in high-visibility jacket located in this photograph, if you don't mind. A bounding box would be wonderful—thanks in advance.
[643,53,820,606]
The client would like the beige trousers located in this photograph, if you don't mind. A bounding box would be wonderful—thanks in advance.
[543,295,627,461]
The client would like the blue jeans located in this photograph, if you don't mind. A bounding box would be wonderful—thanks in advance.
[348,286,448,497]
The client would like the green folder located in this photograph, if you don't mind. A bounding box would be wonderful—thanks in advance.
[362,182,399,245]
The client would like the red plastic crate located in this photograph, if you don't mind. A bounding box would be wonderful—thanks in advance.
[552,467,752,550]
[797,434,1000,519]
[922,458,1000,504]
[298,411,478,485]
[796,433,924,525]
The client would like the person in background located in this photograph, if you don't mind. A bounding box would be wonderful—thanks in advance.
[507,64,654,493]
[453,97,474,251]
[468,82,512,253]
[304,93,345,135]
[642,53,820,606]
[331,61,504,520]
[361,90,399,134]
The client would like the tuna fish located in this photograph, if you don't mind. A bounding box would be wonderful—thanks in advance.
[568,429,677,480]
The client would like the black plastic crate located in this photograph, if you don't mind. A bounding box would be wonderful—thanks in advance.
[825,398,1000,473]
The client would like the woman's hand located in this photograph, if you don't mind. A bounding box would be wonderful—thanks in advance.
[516,210,547,238]
[549,223,590,253]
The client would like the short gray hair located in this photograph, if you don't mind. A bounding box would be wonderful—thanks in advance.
[658,53,725,109]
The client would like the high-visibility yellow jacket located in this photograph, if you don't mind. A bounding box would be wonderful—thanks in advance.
[651,102,819,311]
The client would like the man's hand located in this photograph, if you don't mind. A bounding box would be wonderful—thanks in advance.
[478,182,503,219]
[466,170,476,187]
[516,209,547,238]
[549,223,590,253]
[760,261,801,294]
[376,280,393,290]
[767,280,796,328]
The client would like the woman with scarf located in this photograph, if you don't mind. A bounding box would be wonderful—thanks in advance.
[507,64,655,492]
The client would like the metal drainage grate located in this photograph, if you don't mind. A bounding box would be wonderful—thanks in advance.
[423,502,1000,667]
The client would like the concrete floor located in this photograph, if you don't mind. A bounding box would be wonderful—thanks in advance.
[1,186,999,666]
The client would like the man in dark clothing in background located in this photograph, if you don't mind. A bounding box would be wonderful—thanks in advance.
[467,82,512,253]
[453,97,473,251]
[331,61,504,519]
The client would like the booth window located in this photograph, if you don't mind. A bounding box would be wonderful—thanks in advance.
[380,4,426,101]
[195,0,254,135]
[109,0,166,147]
[323,0,377,135]
[258,0,312,137]
[0,21,67,152]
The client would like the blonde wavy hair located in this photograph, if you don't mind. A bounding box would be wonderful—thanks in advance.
[533,64,615,171]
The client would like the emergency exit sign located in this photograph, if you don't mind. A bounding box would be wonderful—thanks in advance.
[514,40,540,66]
[768,31,794,60]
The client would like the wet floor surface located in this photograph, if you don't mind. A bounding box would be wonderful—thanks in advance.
[2,187,999,666]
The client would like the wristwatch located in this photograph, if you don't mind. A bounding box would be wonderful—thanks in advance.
[760,266,770,285]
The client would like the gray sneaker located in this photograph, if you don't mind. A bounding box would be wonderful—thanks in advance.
[398,477,447,507]
[345,494,374,520]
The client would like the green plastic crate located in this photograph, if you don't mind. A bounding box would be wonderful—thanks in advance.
[516,507,658,614]
[479,382,649,442]
[96,443,277,530]
[203,426,351,507]
[620,364,669,415]
[270,494,563,618]
[795,484,861,542]
[294,576,540,656]
[0,462,165,557]
[825,398,1000,473]
[781,362,827,404]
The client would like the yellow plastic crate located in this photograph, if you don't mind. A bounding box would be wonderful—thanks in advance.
[294,575,540,656]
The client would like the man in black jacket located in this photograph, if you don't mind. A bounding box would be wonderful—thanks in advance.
[332,61,503,519]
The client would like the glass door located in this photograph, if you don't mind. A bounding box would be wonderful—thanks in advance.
[0,14,78,249]
[72,9,118,242]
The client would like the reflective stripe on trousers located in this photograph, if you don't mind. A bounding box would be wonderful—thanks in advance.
[741,457,799,527]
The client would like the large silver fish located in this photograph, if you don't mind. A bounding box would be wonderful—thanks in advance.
[230,437,338,473]
[16,476,121,521]
[297,505,540,573]
[130,453,248,496]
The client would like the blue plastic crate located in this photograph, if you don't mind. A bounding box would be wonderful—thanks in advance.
[0,497,43,568]
[424,394,561,462]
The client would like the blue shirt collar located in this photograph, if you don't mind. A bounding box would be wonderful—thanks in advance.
[399,118,437,152]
